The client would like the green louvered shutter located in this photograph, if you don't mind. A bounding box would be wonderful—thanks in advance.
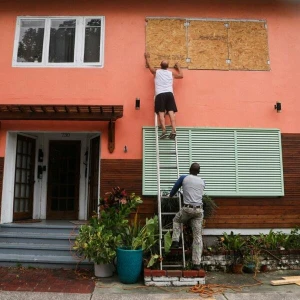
[143,127,284,197]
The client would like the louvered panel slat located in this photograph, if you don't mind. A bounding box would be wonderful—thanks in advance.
[143,127,284,196]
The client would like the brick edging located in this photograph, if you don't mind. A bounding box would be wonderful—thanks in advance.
[144,268,206,287]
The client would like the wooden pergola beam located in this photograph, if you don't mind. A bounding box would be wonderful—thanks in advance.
[0,104,123,153]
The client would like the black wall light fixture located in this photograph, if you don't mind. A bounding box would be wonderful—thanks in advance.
[135,98,140,110]
[274,102,281,113]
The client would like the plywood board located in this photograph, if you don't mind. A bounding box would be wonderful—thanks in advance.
[146,19,187,68]
[228,21,270,71]
[271,279,300,286]
[188,20,229,70]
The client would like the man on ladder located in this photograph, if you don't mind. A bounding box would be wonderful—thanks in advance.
[169,162,205,270]
[144,52,183,140]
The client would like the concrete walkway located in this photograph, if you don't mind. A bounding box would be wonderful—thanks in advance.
[0,269,299,300]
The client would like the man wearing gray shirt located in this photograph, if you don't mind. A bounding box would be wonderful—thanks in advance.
[169,162,205,270]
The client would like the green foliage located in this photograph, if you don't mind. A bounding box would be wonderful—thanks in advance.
[126,215,159,251]
[202,194,218,219]
[73,224,122,264]
[73,187,143,264]
[219,231,246,264]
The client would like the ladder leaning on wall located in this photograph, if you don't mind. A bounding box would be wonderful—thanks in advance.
[155,114,186,270]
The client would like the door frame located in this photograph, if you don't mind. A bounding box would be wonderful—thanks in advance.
[1,131,101,224]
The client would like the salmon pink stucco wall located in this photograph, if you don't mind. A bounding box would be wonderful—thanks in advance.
[0,0,300,159]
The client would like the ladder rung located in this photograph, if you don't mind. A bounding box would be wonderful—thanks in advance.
[161,212,177,215]
[161,196,179,199]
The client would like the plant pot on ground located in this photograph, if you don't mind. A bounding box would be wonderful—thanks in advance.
[117,214,163,284]
[73,187,143,277]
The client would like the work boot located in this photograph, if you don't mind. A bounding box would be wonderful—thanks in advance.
[170,241,179,249]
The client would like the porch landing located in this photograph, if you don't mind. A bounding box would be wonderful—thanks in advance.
[0,220,92,269]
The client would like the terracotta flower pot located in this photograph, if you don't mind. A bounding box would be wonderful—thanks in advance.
[232,264,244,274]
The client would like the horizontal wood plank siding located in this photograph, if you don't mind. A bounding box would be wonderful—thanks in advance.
[0,157,4,222]
[101,134,300,229]
[100,159,156,221]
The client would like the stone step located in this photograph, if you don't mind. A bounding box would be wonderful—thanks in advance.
[0,242,75,256]
[0,223,80,234]
[0,231,76,244]
[0,253,92,269]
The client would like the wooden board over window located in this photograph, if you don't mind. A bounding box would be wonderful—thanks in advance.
[145,18,270,71]
[188,21,229,70]
[146,19,188,68]
[228,21,270,71]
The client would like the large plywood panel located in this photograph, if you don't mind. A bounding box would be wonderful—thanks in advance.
[188,21,229,70]
[228,21,270,71]
[146,19,187,68]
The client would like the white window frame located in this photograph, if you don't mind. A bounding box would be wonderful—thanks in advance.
[12,16,105,68]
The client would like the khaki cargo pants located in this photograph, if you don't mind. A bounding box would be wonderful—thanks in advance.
[172,207,204,265]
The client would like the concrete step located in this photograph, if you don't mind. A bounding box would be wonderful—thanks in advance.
[0,242,75,256]
[0,223,80,234]
[0,231,76,244]
[0,253,93,269]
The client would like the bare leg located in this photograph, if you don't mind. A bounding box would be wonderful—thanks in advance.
[168,111,176,133]
[158,112,166,132]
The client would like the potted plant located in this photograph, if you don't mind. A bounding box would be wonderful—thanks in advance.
[116,214,166,284]
[73,186,143,277]
[73,217,122,277]
[220,231,246,273]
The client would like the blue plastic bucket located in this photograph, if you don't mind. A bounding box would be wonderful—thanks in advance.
[117,247,143,284]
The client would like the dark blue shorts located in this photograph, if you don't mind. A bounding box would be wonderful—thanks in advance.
[155,92,178,114]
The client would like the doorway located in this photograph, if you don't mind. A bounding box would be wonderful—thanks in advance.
[46,141,81,220]
[13,135,36,221]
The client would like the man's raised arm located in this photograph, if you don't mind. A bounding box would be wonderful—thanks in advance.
[144,52,156,75]
[172,62,183,79]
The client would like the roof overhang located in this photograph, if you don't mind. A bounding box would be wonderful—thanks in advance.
[0,105,123,153]
[0,105,123,121]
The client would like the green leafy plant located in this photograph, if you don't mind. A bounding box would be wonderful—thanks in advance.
[73,187,143,265]
[202,194,217,219]
[73,222,122,264]
[220,231,246,265]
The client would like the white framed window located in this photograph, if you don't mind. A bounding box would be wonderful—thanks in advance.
[12,16,105,68]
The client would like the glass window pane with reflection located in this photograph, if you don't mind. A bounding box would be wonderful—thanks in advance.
[84,18,101,63]
[49,19,76,63]
[17,19,45,63]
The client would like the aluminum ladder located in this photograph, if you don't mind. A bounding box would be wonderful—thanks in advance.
[155,114,186,270]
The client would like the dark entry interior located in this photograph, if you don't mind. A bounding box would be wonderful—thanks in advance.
[47,141,80,220]
[13,135,36,221]
[88,136,100,218]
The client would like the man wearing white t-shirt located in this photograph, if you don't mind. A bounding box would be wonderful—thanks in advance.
[144,52,183,140]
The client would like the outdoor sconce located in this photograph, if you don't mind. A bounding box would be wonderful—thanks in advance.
[274,102,281,113]
[135,98,140,110]
[124,146,128,153]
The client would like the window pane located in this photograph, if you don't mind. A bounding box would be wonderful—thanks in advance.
[49,19,76,63]
[17,19,45,63]
[84,18,101,63]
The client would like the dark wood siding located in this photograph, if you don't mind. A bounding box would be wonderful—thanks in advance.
[0,157,4,222]
[100,159,156,221]
[101,134,300,229]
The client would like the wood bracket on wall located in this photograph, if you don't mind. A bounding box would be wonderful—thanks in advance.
[108,120,115,153]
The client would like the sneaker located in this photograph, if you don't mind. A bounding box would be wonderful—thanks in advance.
[193,264,201,270]
[169,132,176,140]
[170,241,179,249]
[159,131,168,139]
